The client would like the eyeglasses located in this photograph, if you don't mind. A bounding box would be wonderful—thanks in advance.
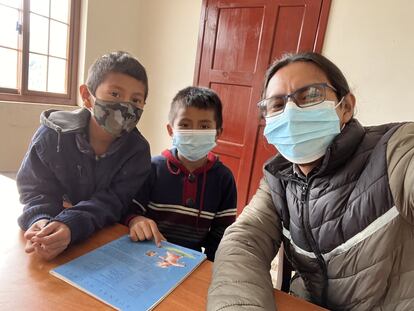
[257,83,337,117]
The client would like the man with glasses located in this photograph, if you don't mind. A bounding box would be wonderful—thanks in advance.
[207,52,414,311]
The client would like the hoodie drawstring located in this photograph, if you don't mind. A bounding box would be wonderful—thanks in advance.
[166,159,181,175]
[56,128,62,153]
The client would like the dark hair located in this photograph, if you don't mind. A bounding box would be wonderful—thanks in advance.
[262,52,350,100]
[86,51,148,99]
[168,86,223,130]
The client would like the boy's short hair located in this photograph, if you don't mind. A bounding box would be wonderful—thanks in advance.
[168,86,223,130]
[86,51,148,99]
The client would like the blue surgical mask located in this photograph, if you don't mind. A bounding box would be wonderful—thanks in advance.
[264,99,343,164]
[172,129,217,161]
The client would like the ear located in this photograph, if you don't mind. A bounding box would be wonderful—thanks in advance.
[79,84,92,108]
[166,124,174,137]
[339,93,356,125]
[215,128,223,141]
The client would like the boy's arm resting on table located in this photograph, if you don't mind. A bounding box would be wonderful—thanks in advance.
[53,150,151,244]
[207,178,283,311]
[387,122,414,223]
[204,173,237,261]
[17,131,65,230]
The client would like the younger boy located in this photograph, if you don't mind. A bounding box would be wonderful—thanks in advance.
[125,86,237,261]
[17,51,151,260]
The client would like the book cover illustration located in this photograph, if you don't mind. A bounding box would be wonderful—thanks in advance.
[50,235,207,311]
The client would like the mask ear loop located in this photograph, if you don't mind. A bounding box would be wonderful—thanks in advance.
[335,96,347,131]
[85,88,97,115]
[334,96,345,109]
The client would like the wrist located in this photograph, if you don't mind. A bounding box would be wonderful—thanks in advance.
[125,214,140,227]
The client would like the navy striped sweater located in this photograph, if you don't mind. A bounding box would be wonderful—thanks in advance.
[126,149,237,261]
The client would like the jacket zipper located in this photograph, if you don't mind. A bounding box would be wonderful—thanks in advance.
[300,179,329,307]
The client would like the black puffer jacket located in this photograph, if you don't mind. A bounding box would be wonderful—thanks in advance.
[208,119,414,310]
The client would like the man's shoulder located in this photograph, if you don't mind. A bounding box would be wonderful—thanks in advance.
[359,122,408,154]
[386,122,414,158]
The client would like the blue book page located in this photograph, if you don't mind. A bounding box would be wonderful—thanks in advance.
[50,235,207,311]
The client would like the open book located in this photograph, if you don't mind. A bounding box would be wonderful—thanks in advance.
[50,235,207,310]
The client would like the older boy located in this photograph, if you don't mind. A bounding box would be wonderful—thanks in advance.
[126,87,237,261]
[17,51,151,260]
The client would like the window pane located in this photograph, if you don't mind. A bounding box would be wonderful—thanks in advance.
[0,5,19,48]
[50,0,68,23]
[49,20,67,58]
[30,0,49,16]
[0,0,21,9]
[47,57,66,93]
[29,13,49,54]
[28,53,47,91]
[0,47,18,89]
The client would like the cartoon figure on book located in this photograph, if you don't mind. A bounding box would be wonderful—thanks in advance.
[207,52,414,310]
[125,86,237,261]
[17,51,151,260]
[157,251,185,268]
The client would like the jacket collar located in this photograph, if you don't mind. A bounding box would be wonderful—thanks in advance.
[319,118,365,176]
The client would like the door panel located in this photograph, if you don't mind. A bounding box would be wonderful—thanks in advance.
[211,83,253,146]
[213,7,264,72]
[270,1,322,59]
[195,0,331,213]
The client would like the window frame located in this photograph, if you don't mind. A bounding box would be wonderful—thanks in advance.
[0,0,81,106]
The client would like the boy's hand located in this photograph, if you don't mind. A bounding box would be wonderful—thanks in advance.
[129,216,166,247]
[24,219,50,253]
[25,221,71,261]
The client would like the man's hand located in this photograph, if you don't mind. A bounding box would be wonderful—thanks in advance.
[129,216,166,247]
[24,220,71,260]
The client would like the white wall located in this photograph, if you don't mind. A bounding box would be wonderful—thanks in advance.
[81,0,143,83]
[137,0,203,156]
[323,0,414,125]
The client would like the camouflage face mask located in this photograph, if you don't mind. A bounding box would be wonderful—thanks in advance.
[91,99,143,137]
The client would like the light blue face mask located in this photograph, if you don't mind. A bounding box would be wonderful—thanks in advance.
[263,100,343,164]
[172,129,217,162]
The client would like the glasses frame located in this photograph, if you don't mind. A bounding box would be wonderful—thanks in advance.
[258,82,337,117]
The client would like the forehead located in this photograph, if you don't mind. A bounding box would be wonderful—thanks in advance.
[97,72,146,95]
[266,61,329,97]
[173,106,216,123]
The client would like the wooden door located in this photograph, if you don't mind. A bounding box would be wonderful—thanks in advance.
[194,0,331,213]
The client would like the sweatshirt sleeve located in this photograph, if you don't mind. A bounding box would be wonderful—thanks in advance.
[387,122,414,224]
[52,145,151,244]
[17,127,65,230]
[122,163,155,226]
[203,169,237,261]
[207,178,283,311]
